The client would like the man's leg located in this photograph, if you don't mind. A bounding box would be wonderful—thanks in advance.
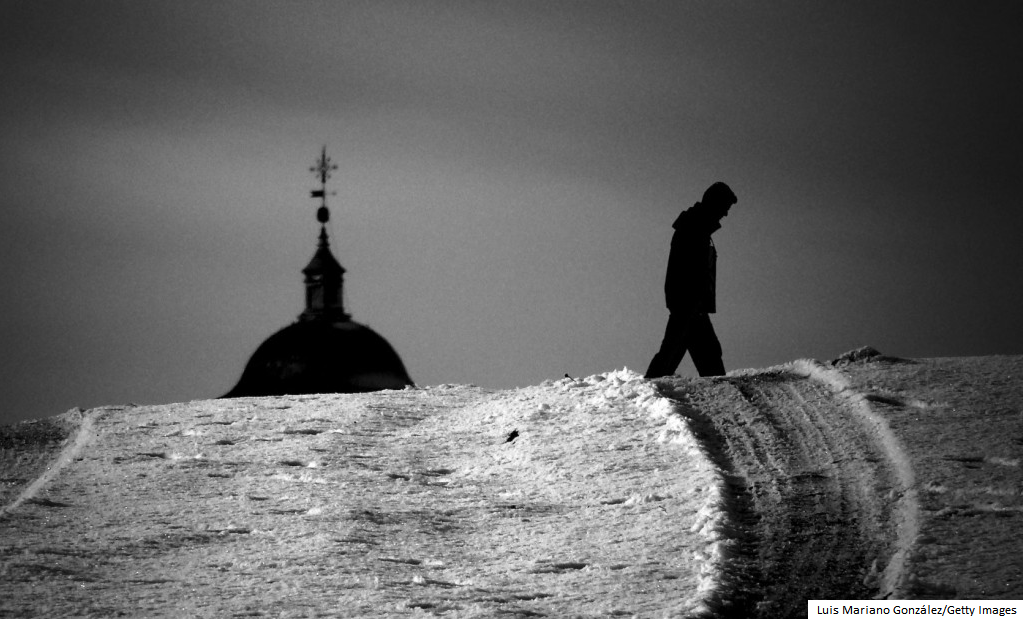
[688,314,725,377]
[644,312,690,378]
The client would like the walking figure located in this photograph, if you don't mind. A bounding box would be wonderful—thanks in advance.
[645,182,737,378]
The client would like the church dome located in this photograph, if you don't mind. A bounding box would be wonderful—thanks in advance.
[222,147,414,398]
[223,319,413,397]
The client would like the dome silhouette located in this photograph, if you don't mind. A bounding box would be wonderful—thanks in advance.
[223,148,414,398]
[223,319,413,397]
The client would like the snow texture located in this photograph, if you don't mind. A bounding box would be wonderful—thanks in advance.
[411,368,732,615]
[4,353,1021,615]
[0,368,731,617]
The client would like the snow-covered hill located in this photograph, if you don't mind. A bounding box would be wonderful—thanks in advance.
[1,351,1021,617]
[0,369,730,617]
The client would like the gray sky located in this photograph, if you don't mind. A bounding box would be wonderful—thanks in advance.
[1,1,1020,424]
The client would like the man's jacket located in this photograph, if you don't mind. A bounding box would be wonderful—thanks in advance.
[664,202,719,314]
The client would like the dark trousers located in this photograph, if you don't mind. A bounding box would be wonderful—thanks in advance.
[645,312,725,378]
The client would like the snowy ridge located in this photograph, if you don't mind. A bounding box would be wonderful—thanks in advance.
[428,368,733,615]
[594,369,733,607]
[642,380,733,604]
[558,368,733,609]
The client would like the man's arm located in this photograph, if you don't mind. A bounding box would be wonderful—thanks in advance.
[664,230,706,313]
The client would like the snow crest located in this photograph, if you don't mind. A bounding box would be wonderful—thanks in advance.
[428,368,731,615]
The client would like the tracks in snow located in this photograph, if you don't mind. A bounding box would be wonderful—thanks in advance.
[657,364,913,617]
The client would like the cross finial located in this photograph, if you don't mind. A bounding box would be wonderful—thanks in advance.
[310,145,338,185]
[309,146,338,223]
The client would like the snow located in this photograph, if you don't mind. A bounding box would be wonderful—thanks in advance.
[0,368,732,617]
[830,354,1023,599]
[395,368,732,615]
[789,357,920,597]
[2,352,1022,615]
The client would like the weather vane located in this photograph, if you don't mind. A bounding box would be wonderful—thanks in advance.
[309,146,338,224]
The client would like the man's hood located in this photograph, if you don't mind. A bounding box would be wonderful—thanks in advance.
[672,201,722,234]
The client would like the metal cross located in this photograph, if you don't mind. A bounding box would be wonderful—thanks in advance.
[309,146,338,223]
[310,145,338,187]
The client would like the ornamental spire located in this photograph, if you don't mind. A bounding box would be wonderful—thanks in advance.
[309,145,338,225]
[299,146,348,323]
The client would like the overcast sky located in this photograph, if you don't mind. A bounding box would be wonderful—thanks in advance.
[1,1,1020,424]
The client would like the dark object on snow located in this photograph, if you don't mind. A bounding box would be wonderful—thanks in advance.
[505,429,519,443]
[646,182,736,379]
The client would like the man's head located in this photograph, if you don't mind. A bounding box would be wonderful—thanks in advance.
[702,182,737,220]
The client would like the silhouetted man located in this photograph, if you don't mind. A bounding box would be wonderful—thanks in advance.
[645,182,737,378]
